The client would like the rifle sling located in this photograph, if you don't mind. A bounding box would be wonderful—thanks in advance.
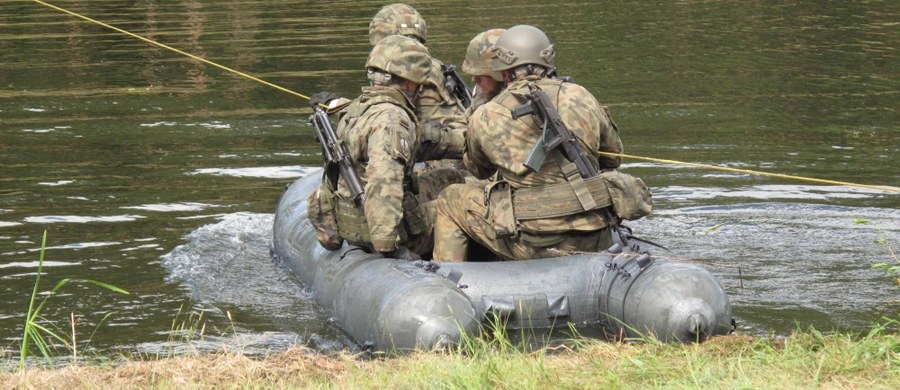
[557,153,598,211]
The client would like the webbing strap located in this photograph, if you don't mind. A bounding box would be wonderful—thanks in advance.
[557,154,597,211]
[513,175,612,220]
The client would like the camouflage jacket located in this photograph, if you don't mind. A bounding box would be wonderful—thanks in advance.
[333,85,418,252]
[464,88,499,120]
[414,58,467,162]
[417,58,466,125]
[464,76,624,234]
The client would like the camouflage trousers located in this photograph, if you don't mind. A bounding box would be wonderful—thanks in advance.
[422,159,467,172]
[433,182,614,262]
[405,167,467,256]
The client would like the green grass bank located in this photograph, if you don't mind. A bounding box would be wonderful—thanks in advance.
[3,327,898,389]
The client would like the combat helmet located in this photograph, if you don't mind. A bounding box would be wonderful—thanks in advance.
[366,35,432,85]
[491,25,555,72]
[462,29,505,81]
[369,3,428,45]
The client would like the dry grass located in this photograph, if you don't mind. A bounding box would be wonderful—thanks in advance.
[3,330,898,389]
[1,347,351,389]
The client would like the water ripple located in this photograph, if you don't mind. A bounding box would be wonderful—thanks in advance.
[23,215,146,223]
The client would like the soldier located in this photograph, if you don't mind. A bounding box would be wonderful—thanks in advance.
[307,35,465,260]
[432,25,652,262]
[461,29,506,116]
[312,3,466,163]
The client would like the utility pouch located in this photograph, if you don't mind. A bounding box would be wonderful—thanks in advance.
[307,185,344,250]
[601,170,653,220]
[485,181,518,239]
[402,192,427,236]
[335,196,372,245]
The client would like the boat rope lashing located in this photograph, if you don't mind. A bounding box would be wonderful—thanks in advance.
[598,151,900,193]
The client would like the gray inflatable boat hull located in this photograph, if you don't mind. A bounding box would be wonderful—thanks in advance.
[272,172,733,352]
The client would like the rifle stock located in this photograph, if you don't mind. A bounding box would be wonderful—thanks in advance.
[310,107,366,206]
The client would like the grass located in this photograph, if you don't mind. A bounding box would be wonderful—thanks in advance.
[1,326,897,389]
[5,228,897,388]
[18,230,129,369]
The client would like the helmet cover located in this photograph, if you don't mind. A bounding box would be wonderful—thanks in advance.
[369,3,428,45]
[366,35,432,84]
[462,28,505,81]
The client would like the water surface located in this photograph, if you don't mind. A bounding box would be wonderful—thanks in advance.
[1,0,897,361]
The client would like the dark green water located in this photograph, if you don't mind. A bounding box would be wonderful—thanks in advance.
[1,0,897,362]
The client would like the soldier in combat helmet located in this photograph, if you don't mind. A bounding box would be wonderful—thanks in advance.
[307,35,465,260]
[432,25,652,262]
[312,3,467,164]
[461,29,506,116]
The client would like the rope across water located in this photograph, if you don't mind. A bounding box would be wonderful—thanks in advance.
[598,152,899,193]
[32,0,899,194]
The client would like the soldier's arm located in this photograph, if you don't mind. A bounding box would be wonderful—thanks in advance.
[416,118,467,162]
[597,104,623,170]
[463,107,499,179]
[363,112,411,252]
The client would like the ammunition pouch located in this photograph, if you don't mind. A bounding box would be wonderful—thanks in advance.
[307,184,344,250]
[333,190,427,246]
[485,181,517,239]
[601,170,652,220]
[334,196,372,245]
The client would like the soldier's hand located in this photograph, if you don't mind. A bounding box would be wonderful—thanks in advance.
[419,120,444,144]
[310,91,339,109]
[381,246,422,261]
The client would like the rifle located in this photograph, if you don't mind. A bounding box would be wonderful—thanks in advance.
[441,63,471,109]
[310,106,366,206]
[511,83,598,178]
[546,67,573,83]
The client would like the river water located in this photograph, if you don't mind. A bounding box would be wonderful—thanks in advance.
[1,0,897,362]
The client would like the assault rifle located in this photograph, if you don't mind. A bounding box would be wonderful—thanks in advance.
[310,106,366,206]
[511,83,598,178]
[441,63,471,109]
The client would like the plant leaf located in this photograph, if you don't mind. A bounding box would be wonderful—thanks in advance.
[75,279,130,295]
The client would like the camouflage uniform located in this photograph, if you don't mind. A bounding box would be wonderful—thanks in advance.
[433,26,653,262]
[368,3,467,166]
[433,75,627,261]
[309,35,465,257]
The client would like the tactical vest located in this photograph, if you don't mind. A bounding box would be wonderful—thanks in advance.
[329,92,426,246]
[490,79,651,226]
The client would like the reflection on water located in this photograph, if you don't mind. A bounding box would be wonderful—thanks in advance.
[1,0,898,358]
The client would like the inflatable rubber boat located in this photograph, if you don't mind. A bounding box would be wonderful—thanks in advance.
[272,171,734,352]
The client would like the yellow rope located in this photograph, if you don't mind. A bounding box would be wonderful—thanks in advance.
[33,1,899,194]
[32,0,310,101]
[599,152,900,193]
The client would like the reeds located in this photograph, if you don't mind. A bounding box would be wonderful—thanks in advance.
[19,230,129,369]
